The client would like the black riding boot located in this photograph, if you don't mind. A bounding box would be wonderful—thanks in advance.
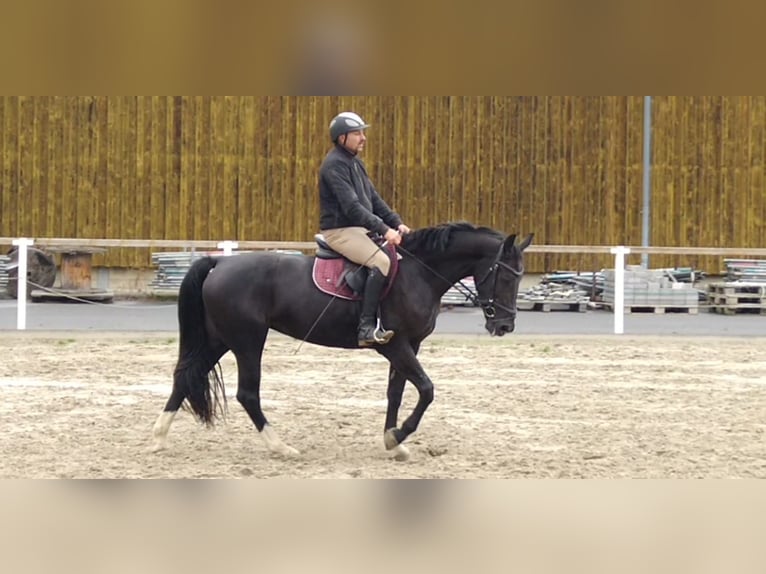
[358,267,394,347]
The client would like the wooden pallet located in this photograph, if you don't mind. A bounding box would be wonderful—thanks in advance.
[606,304,699,315]
[707,283,766,315]
[518,300,588,313]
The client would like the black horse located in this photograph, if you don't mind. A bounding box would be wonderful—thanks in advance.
[152,222,533,461]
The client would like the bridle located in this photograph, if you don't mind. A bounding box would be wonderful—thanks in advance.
[472,243,524,321]
[398,242,524,323]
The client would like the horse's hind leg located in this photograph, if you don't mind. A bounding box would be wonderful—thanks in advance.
[233,328,300,458]
[151,389,185,452]
[151,344,227,453]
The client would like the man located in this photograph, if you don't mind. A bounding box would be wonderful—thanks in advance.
[319,112,411,347]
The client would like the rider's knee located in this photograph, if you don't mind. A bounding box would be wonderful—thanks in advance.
[371,256,391,277]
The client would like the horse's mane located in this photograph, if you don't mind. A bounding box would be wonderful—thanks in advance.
[402,222,504,255]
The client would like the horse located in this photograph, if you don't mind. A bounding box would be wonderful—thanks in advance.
[151,222,533,461]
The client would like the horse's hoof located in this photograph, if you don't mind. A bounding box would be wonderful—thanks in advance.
[149,442,166,454]
[274,445,301,458]
[392,444,410,462]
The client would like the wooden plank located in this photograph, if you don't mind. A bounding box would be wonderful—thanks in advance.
[119,96,136,265]
[237,97,256,241]
[105,97,121,255]
[294,96,314,242]
[36,97,50,238]
[19,97,35,234]
[136,96,151,242]
[81,97,100,239]
[94,97,109,254]
[179,96,196,241]
[195,95,212,241]
[278,96,293,241]
[1,97,19,237]
[220,96,238,241]
[165,97,182,240]
[149,96,168,243]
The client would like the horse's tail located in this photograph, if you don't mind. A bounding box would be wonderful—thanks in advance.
[174,256,226,426]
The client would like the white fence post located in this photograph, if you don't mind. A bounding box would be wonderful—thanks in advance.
[12,238,34,331]
[610,246,631,335]
[217,241,239,257]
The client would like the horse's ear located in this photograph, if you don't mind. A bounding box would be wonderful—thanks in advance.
[504,233,533,254]
[519,233,534,252]
[502,235,517,255]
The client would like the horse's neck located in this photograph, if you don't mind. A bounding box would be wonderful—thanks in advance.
[428,257,477,287]
[415,237,497,294]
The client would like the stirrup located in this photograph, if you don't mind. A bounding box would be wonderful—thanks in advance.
[358,319,395,347]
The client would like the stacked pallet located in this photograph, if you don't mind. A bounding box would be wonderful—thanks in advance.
[704,259,766,315]
[603,266,699,314]
[708,283,766,315]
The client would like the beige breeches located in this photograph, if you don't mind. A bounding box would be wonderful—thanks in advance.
[321,227,391,276]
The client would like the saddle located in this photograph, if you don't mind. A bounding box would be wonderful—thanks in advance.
[311,234,400,301]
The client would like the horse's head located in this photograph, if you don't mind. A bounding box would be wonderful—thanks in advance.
[475,233,534,336]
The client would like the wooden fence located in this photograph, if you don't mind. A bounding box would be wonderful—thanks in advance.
[1,96,765,273]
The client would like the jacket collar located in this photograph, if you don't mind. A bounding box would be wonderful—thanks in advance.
[335,143,358,159]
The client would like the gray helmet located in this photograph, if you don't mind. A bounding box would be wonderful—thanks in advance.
[329,112,370,143]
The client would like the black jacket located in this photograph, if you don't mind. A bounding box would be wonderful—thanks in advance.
[319,145,402,235]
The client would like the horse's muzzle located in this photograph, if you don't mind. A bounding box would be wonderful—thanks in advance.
[487,319,515,337]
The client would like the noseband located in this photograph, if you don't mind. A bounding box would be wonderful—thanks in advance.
[474,244,524,321]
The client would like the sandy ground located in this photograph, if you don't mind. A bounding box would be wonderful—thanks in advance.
[1,331,766,478]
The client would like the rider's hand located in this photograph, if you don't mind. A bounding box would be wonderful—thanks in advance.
[384,228,402,246]
[398,224,411,235]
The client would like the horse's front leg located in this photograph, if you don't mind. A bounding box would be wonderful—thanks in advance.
[378,342,433,461]
[384,366,410,462]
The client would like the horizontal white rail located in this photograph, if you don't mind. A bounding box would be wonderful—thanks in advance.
[3,238,766,257]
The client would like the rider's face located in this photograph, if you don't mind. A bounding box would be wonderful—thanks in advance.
[340,130,366,155]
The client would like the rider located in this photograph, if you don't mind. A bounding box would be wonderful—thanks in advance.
[319,111,411,347]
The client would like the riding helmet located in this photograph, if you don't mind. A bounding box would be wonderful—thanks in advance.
[329,112,370,143]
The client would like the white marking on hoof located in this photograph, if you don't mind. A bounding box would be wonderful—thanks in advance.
[261,424,300,458]
[384,429,400,451]
[151,411,176,453]
[391,443,410,462]
[384,429,410,461]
